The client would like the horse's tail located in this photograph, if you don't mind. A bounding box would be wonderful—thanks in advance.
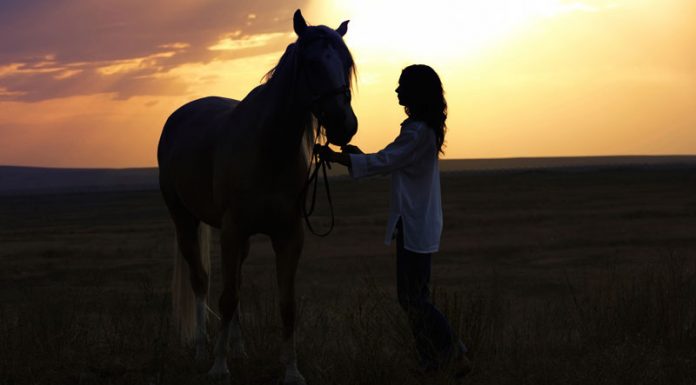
[171,223,212,345]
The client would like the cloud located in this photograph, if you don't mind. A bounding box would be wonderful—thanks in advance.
[0,0,311,102]
[208,32,293,51]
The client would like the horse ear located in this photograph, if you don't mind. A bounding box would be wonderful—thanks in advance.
[293,9,307,36]
[336,20,349,36]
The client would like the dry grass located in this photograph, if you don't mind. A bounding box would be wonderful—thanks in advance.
[1,169,695,384]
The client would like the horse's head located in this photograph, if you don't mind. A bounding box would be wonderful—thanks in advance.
[294,10,358,147]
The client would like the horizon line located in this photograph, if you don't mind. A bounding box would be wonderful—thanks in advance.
[1,154,695,170]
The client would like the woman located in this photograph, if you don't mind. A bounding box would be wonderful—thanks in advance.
[320,64,471,378]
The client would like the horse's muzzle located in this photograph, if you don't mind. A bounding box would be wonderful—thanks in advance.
[325,110,357,146]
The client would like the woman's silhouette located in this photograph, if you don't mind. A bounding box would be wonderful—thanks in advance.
[321,64,471,379]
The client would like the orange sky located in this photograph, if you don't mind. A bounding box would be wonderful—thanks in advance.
[0,0,694,167]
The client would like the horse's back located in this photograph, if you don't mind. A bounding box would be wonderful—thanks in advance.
[159,96,239,158]
[158,96,240,226]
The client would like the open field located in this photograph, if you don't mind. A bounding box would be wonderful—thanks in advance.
[2,155,695,195]
[1,168,696,384]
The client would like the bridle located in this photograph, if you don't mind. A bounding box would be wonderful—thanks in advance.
[300,86,351,238]
[309,84,351,106]
[297,38,353,237]
[301,94,343,238]
[308,84,350,131]
[297,36,352,114]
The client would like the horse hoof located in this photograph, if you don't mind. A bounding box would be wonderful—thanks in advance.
[207,363,230,379]
[205,372,230,384]
[281,374,307,385]
[206,373,229,384]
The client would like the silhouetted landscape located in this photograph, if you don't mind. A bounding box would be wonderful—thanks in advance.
[2,155,695,194]
[1,157,695,384]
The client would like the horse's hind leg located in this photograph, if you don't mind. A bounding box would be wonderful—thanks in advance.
[230,239,249,359]
[209,218,246,377]
[271,221,306,385]
[170,210,210,361]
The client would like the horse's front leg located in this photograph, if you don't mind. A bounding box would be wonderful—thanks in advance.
[208,217,246,378]
[271,219,306,385]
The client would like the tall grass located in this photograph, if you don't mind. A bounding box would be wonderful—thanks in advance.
[2,254,696,384]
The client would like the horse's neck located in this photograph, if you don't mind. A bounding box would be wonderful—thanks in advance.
[260,80,315,166]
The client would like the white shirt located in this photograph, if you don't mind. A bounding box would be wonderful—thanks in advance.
[349,118,443,253]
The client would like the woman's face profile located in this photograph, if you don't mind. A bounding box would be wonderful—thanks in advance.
[396,83,404,106]
[395,77,410,106]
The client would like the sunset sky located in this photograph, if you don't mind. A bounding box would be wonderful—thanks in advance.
[0,0,694,167]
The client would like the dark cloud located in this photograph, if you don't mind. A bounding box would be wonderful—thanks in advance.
[0,60,192,102]
[0,0,312,102]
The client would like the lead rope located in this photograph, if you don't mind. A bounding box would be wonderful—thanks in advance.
[302,139,335,237]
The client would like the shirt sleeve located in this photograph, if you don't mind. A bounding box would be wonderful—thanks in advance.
[349,122,426,179]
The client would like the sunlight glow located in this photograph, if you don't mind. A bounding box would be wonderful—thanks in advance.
[314,0,602,60]
[3,0,695,167]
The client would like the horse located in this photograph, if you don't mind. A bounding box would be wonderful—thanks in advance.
[157,9,357,384]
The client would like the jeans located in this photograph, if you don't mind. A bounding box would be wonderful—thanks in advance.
[395,220,466,370]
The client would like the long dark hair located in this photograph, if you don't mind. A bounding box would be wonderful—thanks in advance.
[399,64,447,154]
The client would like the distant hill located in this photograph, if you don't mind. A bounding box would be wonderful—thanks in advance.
[438,155,696,173]
[1,156,694,195]
[0,167,158,195]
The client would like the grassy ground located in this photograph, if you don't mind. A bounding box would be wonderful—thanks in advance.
[1,169,696,384]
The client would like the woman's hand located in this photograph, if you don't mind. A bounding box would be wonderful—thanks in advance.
[316,145,336,162]
[341,144,364,154]
[317,145,352,167]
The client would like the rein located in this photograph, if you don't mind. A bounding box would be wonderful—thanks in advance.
[296,40,350,237]
[301,129,335,237]
[310,85,351,106]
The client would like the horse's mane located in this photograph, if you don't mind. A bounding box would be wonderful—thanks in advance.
[262,26,357,92]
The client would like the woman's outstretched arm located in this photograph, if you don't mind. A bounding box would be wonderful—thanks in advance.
[319,121,426,177]
[347,121,426,178]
